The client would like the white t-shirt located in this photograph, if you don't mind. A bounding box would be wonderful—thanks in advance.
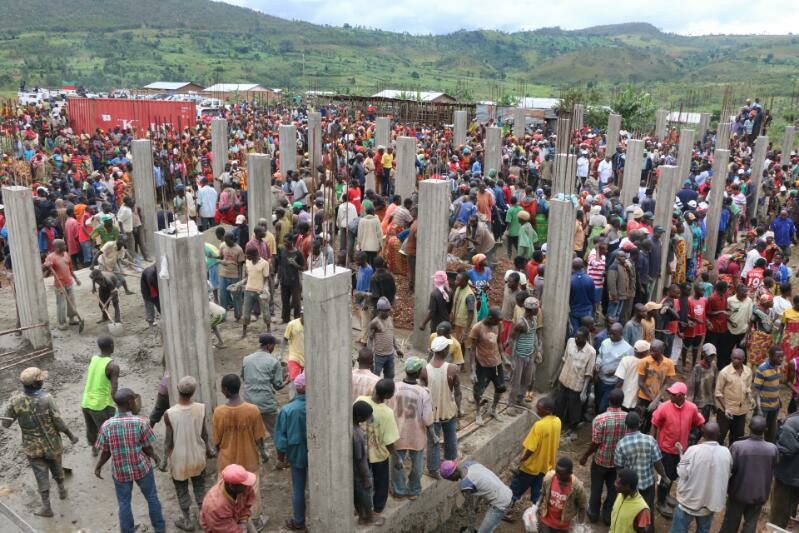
[614,355,641,409]
[598,160,613,184]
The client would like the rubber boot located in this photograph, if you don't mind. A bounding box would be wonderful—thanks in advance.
[34,490,54,517]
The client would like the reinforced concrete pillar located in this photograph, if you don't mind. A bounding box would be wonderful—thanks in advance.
[411,180,451,351]
[279,124,298,176]
[131,139,157,260]
[653,165,679,298]
[704,149,731,265]
[485,126,502,175]
[553,153,576,196]
[454,110,467,147]
[375,117,390,149]
[302,266,353,532]
[621,139,644,207]
[782,126,796,166]
[308,112,323,181]
[572,104,585,131]
[676,129,695,183]
[655,109,668,140]
[697,112,711,141]
[211,118,227,193]
[512,108,525,139]
[2,186,50,349]
[605,113,621,156]
[750,135,770,222]
[155,229,217,428]
[395,136,417,201]
[536,199,575,391]
[717,121,731,150]
[247,153,272,232]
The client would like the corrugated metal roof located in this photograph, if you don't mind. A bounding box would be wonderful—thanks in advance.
[203,83,270,92]
[517,97,560,109]
[142,82,195,90]
[372,90,448,102]
[667,111,702,124]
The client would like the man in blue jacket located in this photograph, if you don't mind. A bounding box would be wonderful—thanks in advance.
[274,372,308,531]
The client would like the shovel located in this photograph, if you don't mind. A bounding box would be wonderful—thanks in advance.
[96,290,124,336]
[54,285,85,333]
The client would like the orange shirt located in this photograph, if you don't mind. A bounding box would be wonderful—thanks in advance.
[476,190,495,222]
[211,402,266,473]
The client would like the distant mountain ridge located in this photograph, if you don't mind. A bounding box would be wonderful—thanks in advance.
[0,0,796,100]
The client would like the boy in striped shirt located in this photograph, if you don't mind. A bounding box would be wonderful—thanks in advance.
[753,346,784,442]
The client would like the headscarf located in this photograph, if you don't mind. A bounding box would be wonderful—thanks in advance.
[293,372,306,393]
[433,270,450,302]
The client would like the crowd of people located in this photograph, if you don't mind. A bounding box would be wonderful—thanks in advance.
[1,93,799,533]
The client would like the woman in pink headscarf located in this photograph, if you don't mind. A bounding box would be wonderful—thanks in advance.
[419,271,451,333]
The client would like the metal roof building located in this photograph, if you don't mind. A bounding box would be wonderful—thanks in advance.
[202,84,281,102]
[371,90,456,103]
[140,81,204,94]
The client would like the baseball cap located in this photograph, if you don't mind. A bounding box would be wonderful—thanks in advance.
[633,340,650,353]
[19,367,48,385]
[405,357,426,373]
[440,460,459,478]
[666,382,688,395]
[431,336,453,352]
[101,214,113,222]
[376,297,392,310]
[221,464,256,486]
[235,214,246,224]
[653,225,665,233]
[702,343,717,356]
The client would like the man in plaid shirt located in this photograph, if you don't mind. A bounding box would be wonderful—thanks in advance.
[95,388,165,533]
[614,411,668,533]
[579,388,627,525]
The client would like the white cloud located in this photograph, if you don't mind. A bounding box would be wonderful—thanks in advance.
[220,0,798,35]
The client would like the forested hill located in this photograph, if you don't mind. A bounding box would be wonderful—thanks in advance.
[1,0,796,100]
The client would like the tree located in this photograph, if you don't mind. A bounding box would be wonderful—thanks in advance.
[610,85,656,133]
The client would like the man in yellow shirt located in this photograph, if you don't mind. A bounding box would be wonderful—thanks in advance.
[283,310,304,381]
[380,147,394,197]
[505,396,561,519]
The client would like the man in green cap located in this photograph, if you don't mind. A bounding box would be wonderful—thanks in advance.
[390,356,434,500]
[3,367,80,517]
[89,214,120,246]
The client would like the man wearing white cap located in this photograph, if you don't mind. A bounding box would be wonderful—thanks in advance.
[421,335,460,477]
[614,340,649,410]
[3,367,79,517]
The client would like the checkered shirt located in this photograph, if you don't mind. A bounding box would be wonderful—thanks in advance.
[614,431,662,490]
[96,413,156,482]
[591,407,627,468]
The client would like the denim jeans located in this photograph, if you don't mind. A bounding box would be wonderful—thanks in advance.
[390,449,424,497]
[113,469,165,533]
[510,470,544,503]
[370,459,389,513]
[373,354,395,379]
[607,299,626,322]
[595,380,616,414]
[478,505,507,533]
[218,276,241,318]
[80,240,94,265]
[290,466,307,525]
[669,504,712,533]
[427,418,458,475]
[588,462,617,523]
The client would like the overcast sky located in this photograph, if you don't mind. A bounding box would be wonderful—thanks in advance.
[221,0,796,35]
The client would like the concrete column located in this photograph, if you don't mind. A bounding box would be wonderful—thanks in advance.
[411,180,451,351]
[454,110,467,147]
[247,153,272,232]
[555,118,572,155]
[697,112,711,141]
[621,139,644,208]
[512,108,525,139]
[279,124,298,175]
[375,117,390,149]
[782,126,796,166]
[155,229,216,430]
[553,153,576,196]
[655,109,668,140]
[536,199,575,391]
[302,266,353,532]
[307,111,323,180]
[717,121,731,150]
[653,165,679,298]
[703,149,731,265]
[750,135,770,222]
[395,136,418,201]
[605,113,621,156]
[2,186,50,349]
[572,104,585,131]
[676,129,695,183]
[131,139,157,260]
[211,118,227,193]
[485,126,502,175]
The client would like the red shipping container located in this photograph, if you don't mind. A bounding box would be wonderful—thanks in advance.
[67,98,196,136]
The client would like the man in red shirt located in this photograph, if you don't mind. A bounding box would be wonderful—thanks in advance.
[705,280,731,369]
[538,457,588,531]
[683,283,707,369]
[43,239,82,330]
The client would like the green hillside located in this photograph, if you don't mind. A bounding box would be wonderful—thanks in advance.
[1,0,798,112]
